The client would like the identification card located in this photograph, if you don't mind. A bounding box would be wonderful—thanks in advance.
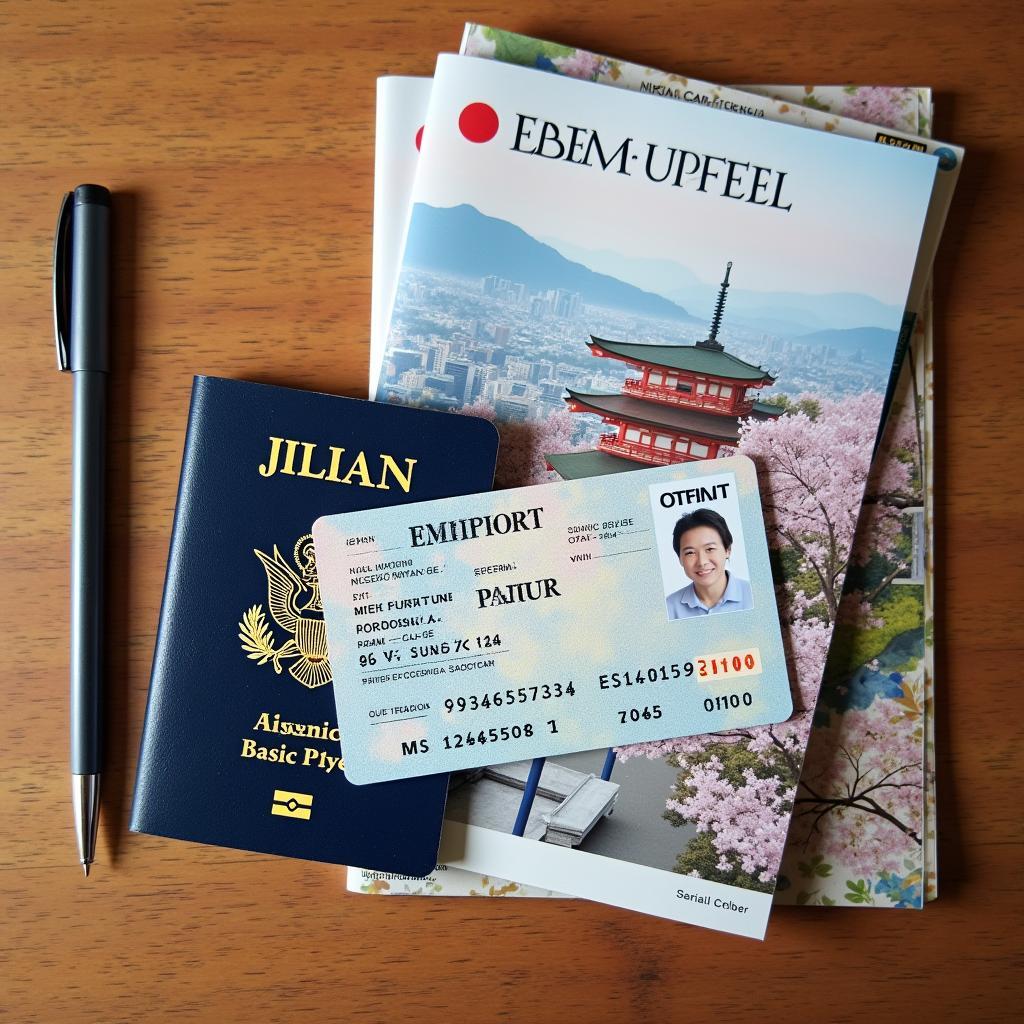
[314,457,793,785]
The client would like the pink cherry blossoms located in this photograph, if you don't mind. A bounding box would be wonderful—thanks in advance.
[739,392,884,623]
[618,391,894,890]
[838,87,916,133]
[669,756,791,883]
[789,693,924,877]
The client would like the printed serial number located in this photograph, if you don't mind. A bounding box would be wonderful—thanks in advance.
[599,664,682,688]
[444,682,576,714]
[359,634,503,669]
[618,705,663,724]
[703,692,754,712]
[693,649,762,680]
[443,723,536,749]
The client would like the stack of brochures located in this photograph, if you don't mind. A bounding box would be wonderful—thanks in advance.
[130,23,959,942]
[329,26,962,939]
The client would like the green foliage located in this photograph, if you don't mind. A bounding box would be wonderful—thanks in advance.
[829,588,924,672]
[844,549,888,594]
[801,95,833,112]
[794,887,838,906]
[760,393,822,420]
[673,832,775,894]
[844,879,874,904]
[893,522,914,564]
[778,546,829,614]
[797,854,833,879]
[891,441,922,492]
[484,28,574,66]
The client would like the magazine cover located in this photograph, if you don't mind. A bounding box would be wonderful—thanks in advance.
[359,48,939,909]
[367,52,941,936]
[369,36,962,395]
[459,25,961,367]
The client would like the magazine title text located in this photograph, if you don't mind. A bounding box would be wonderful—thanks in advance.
[511,113,793,211]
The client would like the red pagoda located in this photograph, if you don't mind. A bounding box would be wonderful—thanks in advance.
[547,263,782,480]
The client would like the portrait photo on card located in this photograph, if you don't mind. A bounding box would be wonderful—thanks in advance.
[648,472,753,621]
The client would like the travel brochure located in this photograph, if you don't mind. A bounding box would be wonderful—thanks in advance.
[351,28,941,915]
[341,28,952,936]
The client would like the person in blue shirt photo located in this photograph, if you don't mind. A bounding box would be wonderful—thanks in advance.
[665,508,753,619]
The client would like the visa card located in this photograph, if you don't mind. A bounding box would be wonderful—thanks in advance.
[313,456,793,785]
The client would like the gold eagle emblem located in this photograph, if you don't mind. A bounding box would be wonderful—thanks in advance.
[238,533,332,688]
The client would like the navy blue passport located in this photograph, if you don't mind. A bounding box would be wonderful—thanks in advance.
[130,377,498,873]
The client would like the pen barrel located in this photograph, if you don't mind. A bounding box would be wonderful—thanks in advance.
[70,369,106,775]
[69,189,110,372]
[67,185,110,778]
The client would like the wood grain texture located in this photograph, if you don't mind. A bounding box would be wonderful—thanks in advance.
[1,1,1022,1020]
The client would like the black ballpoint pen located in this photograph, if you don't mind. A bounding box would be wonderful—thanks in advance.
[53,185,111,877]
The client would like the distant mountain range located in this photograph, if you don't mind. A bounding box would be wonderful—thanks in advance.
[403,204,700,324]
[542,239,905,338]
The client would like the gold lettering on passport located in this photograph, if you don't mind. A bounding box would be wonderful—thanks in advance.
[298,441,326,480]
[258,436,417,492]
[238,711,346,775]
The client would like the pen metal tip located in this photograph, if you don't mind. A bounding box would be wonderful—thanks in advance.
[82,862,90,878]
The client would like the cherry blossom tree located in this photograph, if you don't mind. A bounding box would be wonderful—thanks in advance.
[463,382,920,893]
[738,391,885,624]
[663,743,796,891]
[617,391,903,890]
[787,688,924,878]
[459,399,584,488]
[779,391,926,889]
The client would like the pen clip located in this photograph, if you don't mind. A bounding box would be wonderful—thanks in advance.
[53,191,73,372]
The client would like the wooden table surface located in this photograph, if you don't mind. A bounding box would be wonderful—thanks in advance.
[2,2,1022,1020]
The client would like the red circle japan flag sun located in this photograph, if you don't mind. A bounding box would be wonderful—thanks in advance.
[458,102,499,143]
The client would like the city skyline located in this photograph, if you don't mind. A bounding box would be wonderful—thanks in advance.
[379,266,894,428]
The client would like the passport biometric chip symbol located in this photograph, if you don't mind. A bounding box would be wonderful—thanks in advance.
[238,533,333,689]
[271,789,313,820]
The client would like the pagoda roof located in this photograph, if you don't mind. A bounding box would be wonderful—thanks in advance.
[565,390,778,443]
[589,337,776,383]
[752,400,784,417]
[546,450,643,480]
